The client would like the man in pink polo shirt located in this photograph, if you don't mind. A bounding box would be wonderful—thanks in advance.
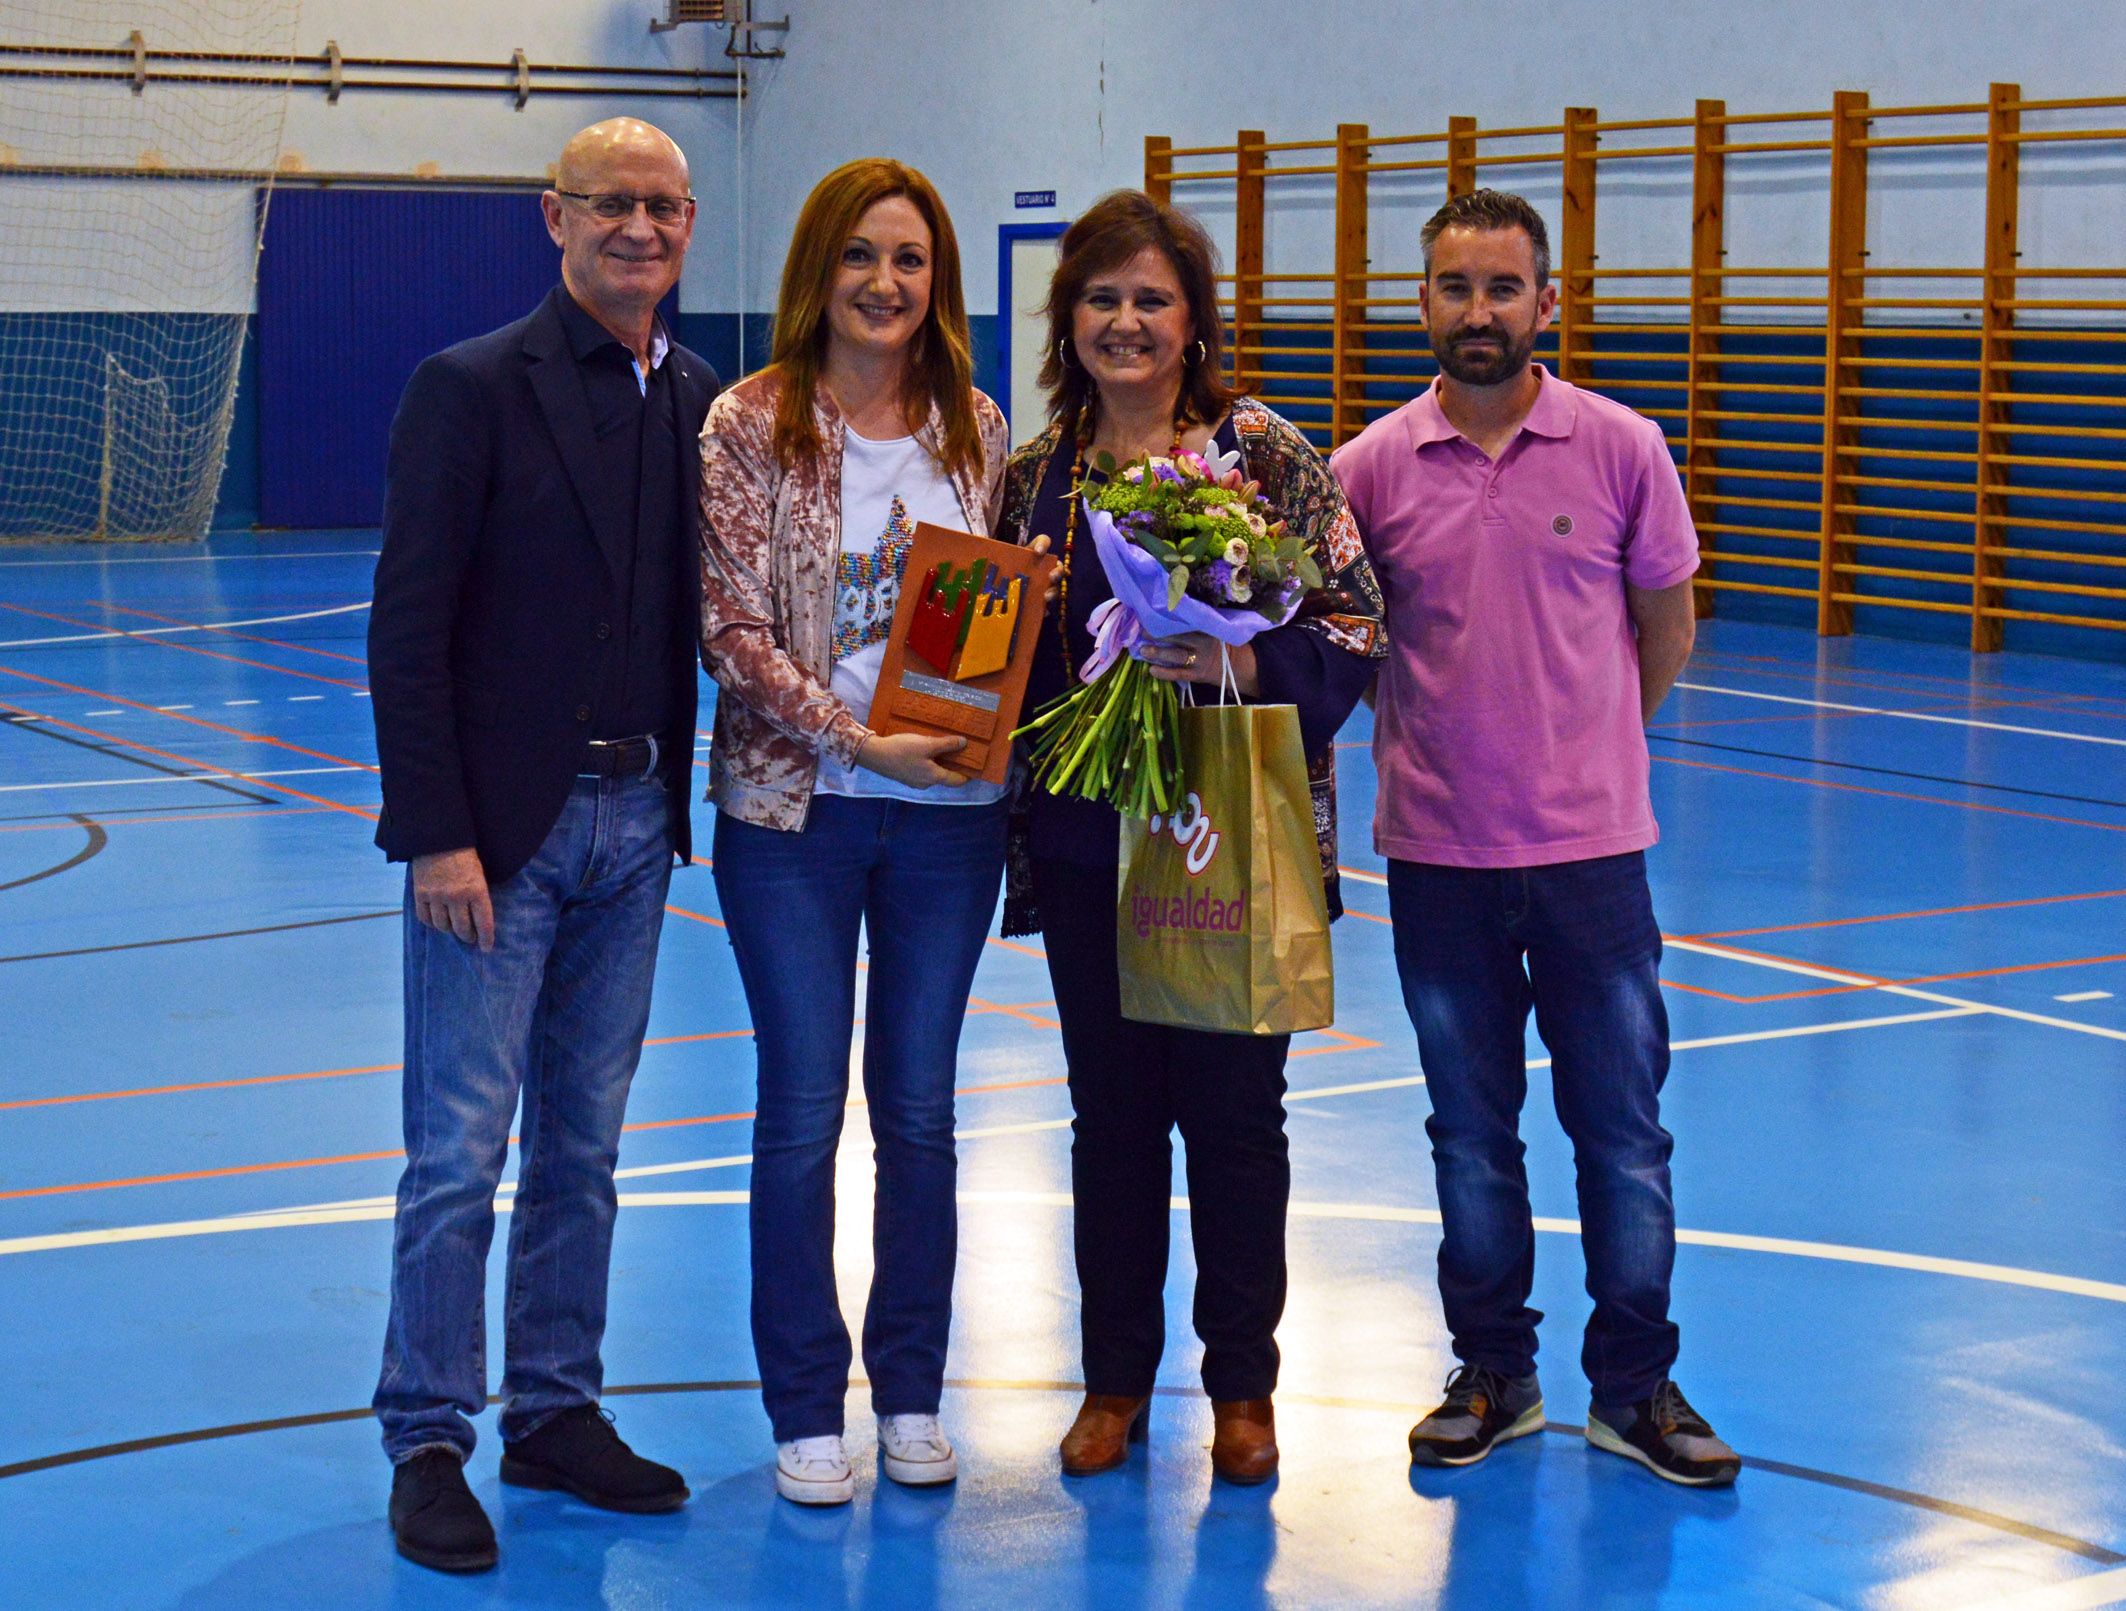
[1333,190,1736,1488]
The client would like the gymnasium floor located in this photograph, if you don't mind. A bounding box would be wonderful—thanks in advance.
[1,531,2122,1611]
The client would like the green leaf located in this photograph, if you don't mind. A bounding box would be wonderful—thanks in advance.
[1167,564,1191,608]
[1277,536,1303,565]
[1297,555,1324,591]
[1088,448,1117,479]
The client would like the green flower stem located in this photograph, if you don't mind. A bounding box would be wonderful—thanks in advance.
[1014,656,1184,819]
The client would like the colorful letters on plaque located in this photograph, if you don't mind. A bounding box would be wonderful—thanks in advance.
[905,558,1025,682]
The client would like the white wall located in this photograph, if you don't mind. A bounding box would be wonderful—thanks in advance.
[0,0,740,311]
[270,0,741,311]
[12,0,2120,319]
[711,0,2126,321]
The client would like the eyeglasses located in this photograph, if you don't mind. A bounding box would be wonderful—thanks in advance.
[555,190,695,226]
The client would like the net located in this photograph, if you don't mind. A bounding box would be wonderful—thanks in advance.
[0,5,298,541]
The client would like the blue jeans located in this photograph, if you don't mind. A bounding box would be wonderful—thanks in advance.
[713,794,1008,1443]
[374,774,674,1464]
[1386,852,1679,1406]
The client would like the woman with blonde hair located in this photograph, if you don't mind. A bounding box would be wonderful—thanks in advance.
[698,159,1015,1505]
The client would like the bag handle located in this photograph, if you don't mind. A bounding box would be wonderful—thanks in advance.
[1217,641,1240,706]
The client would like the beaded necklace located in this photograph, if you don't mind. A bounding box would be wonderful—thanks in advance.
[1054,412,1188,680]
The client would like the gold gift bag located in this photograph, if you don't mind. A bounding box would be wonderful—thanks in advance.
[1116,701,1334,1036]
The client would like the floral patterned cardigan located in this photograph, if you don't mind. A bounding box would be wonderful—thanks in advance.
[696,369,1009,831]
[996,396,1388,935]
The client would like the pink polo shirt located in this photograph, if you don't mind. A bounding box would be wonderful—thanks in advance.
[1332,367,1699,868]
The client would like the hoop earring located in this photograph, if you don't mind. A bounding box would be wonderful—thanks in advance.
[1057,338,1077,368]
[1190,339,1208,365]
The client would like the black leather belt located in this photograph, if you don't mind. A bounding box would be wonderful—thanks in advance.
[578,734,661,779]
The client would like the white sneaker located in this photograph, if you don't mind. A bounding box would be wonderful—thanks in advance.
[876,1413,958,1486]
[775,1435,855,1505]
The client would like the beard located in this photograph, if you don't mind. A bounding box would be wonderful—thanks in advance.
[1433,321,1537,386]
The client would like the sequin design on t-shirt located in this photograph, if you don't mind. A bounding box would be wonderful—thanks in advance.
[831,494,917,662]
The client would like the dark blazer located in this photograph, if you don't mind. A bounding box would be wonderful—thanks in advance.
[368,286,719,884]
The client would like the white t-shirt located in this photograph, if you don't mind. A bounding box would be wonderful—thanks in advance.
[814,429,1007,805]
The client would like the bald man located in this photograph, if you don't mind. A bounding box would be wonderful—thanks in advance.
[367,118,718,1572]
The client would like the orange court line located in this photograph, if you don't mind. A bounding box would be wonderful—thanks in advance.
[0,806,328,836]
[0,1015,1377,1198]
[0,602,367,690]
[0,698,378,823]
[0,1146,410,1200]
[664,902,725,929]
[1898,949,2126,990]
[1291,1027,1382,1057]
[0,664,379,774]
[0,1060,403,1112]
[1659,979,1764,1004]
[95,602,370,666]
[1650,753,2126,834]
[985,935,1048,959]
[1688,886,2126,942]
[0,1029,756,1112]
[969,995,1060,1029]
[1657,937,2126,1004]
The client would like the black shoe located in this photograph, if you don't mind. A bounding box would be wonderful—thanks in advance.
[389,1448,497,1573]
[500,1404,689,1513]
[1408,1364,1545,1467]
[1586,1380,1741,1488]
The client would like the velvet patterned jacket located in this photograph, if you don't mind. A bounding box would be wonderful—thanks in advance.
[697,370,1009,830]
[996,397,1388,934]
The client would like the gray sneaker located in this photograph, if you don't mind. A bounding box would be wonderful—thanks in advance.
[1586,1380,1740,1487]
[1408,1365,1545,1467]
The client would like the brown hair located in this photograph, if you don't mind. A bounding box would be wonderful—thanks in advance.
[765,158,982,481]
[1037,189,1237,440]
[1420,188,1552,288]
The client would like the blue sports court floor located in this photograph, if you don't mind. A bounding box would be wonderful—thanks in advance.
[1,531,2122,1609]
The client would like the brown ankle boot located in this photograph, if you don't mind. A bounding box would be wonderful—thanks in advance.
[1210,1398,1278,1485]
[1059,1393,1150,1477]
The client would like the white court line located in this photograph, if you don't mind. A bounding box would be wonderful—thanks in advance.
[0,601,370,648]
[1338,865,1389,886]
[1967,1565,2126,1611]
[0,765,369,795]
[2058,991,2114,1004]
[1671,935,2126,1045]
[288,695,323,703]
[0,550,380,569]
[0,1002,2031,1262]
[17,1188,2126,1307]
[1676,680,2126,749]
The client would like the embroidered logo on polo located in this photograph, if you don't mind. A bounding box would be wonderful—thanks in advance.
[831,495,916,661]
[1552,514,1575,536]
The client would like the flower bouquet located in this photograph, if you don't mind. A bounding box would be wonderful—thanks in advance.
[1015,444,1324,818]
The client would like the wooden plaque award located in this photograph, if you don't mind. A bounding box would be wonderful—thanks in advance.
[864,523,1058,786]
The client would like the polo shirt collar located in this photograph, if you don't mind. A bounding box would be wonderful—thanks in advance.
[1405,363,1576,451]
[556,284,669,371]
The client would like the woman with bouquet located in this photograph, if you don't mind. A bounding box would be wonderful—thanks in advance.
[997,190,1387,1484]
[699,159,1016,1506]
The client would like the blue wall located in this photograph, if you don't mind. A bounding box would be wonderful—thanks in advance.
[255,191,573,529]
